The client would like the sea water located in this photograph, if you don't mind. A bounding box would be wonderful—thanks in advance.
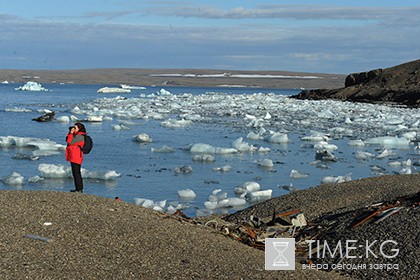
[0,82,419,216]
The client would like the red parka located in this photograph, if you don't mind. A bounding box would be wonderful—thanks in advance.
[66,132,86,165]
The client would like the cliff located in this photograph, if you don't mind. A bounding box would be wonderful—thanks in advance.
[292,59,420,107]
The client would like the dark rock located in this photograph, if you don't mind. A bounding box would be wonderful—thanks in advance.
[292,59,420,107]
[32,112,55,122]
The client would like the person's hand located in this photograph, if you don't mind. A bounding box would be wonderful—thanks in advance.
[70,127,76,134]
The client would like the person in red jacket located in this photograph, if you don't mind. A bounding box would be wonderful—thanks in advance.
[66,122,86,193]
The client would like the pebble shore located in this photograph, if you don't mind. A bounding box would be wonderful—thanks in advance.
[1,174,418,279]
[0,190,344,279]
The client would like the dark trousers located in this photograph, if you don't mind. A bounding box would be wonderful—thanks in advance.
[71,162,84,191]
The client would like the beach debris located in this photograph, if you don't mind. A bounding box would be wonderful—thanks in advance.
[43,222,53,226]
[24,234,51,243]
[32,112,55,122]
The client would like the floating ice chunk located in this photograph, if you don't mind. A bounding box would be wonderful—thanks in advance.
[3,172,24,185]
[112,124,130,131]
[56,116,70,123]
[192,154,215,162]
[257,158,274,168]
[5,107,32,112]
[258,147,270,153]
[348,139,365,147]
[212,165,232,172]
[151,145,175,153]
[204,201,218,210]
[97,87,131,93]
[301,132,330,142]
[178,189,196,200]
[87,115,103,122]
[120,84,146,90]
[15,81,48,91]
[314,141,338,151]
[290,169,309,179]
[38,164,71,178]
[86,170,121,180]
[244,114,257,120]
[161,119,192,128]
[38,164,120,180]
[267,132,290,144]
[231,137,257,152]
[246,131,264,140]
[402,131,417,140]
[234,181,261,195]
[217,197,247,208]
[28,175,44,183]
[388,161,402,167]
[263,112,272,120]
[317,109,335,118]
[399,167,412,174]
[141,199,155,208]
[365,136,410,148]
[174,165,193,174]
[355,151,374,160]
[344,117,353,124]
[189,143,237,154]
[246,189,272,204]
[196,209,214,217]
[403,159,412,166]
[321,173,352,184]
[133,133,153,143]
[157,88,172,96]
[315,149,338,162]
[377,148,397,159]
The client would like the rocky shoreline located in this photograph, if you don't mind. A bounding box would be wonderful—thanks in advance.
[1,174,419,279]
[292,59,420,107]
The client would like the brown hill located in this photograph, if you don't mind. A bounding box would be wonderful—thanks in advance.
[292,59,420,107]
[0,68,345,89]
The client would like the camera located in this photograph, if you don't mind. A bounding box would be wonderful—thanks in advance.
[69,126,74,131]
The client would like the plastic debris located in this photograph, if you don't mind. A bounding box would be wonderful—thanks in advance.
[24,234,51,243]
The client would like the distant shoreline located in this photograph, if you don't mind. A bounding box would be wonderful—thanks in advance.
[0,68,346,89]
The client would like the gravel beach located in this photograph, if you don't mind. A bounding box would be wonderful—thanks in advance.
[1,174,418,279]
[226,174,420,279]
[0,190,344,279]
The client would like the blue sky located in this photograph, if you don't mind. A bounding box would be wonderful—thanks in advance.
[0,0,419,73]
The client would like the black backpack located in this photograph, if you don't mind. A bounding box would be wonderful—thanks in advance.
[81,134,93,154]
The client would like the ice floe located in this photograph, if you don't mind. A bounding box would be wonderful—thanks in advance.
[178,189,196,200]
[97,87,131,93]
[3,172,24,185]
[38,164,120,180]
[0,136,65,156]
[15,81,48,91]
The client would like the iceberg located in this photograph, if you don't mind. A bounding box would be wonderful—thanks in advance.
[15,81,48,91]
[3,172,24,185]
[290,169,309,179]
[267,132,290,144]
[189,143,237,154]
[133,133,153,143]
[120,84,146,90]
[37,164,120,180]
[97,87,131,93]
[178,189,196,200]
[365,136,410,148]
